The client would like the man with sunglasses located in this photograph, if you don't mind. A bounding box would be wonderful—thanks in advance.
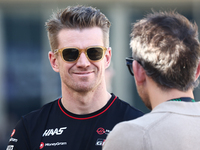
[103,11,200,150]
[6,5,143,150]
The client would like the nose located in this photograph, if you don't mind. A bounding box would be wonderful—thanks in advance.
[76,52,90,68]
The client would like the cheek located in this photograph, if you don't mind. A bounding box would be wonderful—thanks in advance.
[97,63,106,74]
[99,65,107,79]
[58,62,73,76]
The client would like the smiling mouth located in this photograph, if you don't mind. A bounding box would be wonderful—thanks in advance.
[74,71,93,75]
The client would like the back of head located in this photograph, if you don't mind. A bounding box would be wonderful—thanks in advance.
[130,10,200,91]
[46,5,111,51]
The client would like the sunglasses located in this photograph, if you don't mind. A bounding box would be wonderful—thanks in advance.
[54,46,107,62]
[126,56,142,76]
[126,57,134,76]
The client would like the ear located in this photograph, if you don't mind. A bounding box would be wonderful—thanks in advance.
[195,61,200,80]
[48,51,59,72]
[104,47,112,69]
[132,61,146,85]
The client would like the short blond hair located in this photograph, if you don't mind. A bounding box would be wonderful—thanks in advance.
[130,11,200,91]
[45,5,111,51]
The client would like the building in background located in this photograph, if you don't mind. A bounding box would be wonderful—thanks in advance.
[0,0,200,149]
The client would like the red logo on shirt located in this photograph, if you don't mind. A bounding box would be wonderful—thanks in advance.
[11,129,15,137]
[40,142,44,149]
[96,127,105,135]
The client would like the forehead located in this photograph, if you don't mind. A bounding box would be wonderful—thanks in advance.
[57,27,104,48]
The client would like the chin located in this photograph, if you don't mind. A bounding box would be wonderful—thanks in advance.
[74,84,95,93]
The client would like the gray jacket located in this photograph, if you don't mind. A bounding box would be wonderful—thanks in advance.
[103,101,200,150]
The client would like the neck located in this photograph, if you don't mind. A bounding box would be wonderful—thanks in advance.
[146,77,194,109]
[61,82,111,115]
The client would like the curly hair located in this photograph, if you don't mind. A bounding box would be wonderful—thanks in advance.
[130,10,200,91]
[45,5,111,51]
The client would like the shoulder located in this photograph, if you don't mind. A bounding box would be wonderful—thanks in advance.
[103,113,160,150]
[112,93,144,118]
[110,120,146,138]
[7,99,60,149]
[103,120,145,150]
[103,109,176,150]
[22,99,59,126]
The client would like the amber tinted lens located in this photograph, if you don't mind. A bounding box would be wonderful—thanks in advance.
[62,48,79,62]
[87,47,104,60]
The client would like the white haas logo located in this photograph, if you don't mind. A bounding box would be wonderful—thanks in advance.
[42,127,67,137]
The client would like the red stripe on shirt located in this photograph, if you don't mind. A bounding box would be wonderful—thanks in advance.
[58,96,117,120]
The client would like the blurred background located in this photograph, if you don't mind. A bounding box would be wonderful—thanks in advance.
[0,0,200,149]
